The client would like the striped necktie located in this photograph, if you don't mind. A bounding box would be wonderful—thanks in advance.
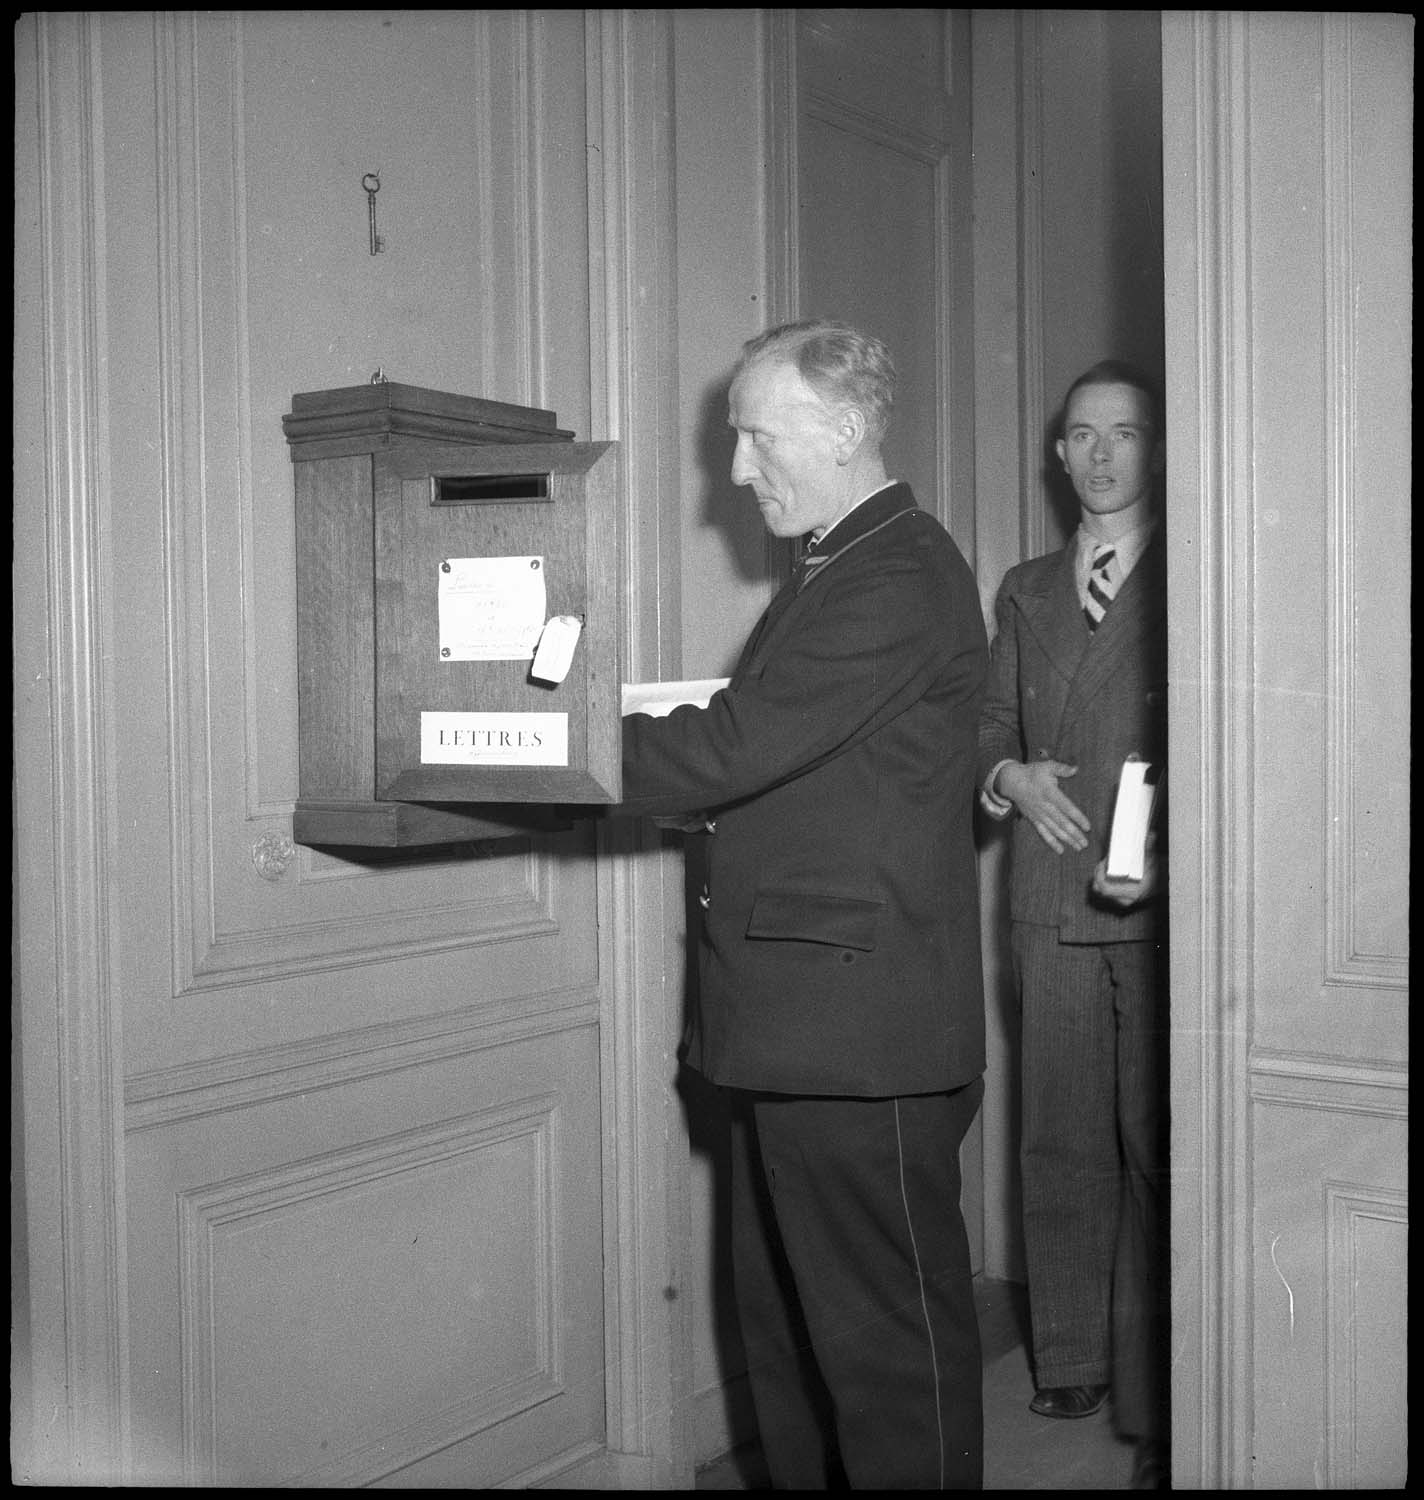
[795,543,829,589]
[1084,542,1117,631]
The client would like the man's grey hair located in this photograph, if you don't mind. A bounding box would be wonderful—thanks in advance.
[737,320,896,438]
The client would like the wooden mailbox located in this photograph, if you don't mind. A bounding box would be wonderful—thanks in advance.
[286,382,621,848]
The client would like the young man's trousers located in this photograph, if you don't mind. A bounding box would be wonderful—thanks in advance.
[1013,922,1169,1441]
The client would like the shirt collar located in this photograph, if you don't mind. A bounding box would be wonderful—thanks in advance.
[1076,513,1159,578]
[809,481,899,553]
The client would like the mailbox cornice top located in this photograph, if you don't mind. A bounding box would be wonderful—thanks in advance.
[283,382,575,458]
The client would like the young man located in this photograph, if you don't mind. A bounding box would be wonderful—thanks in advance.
[622,321,989,1488]
[978,361,1170,1489]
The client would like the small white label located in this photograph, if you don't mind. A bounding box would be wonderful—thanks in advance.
[530,614,583,685]
[420,712,569,766]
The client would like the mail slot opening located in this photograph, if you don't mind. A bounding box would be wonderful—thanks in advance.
[432,473,551,505]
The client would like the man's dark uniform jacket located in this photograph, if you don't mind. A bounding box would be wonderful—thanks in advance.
[976,530,1168,941]
[622,483,989,1098]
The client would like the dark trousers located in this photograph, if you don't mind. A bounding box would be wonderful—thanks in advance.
[728,1081,985,1490]
[1012,922,1169,1441]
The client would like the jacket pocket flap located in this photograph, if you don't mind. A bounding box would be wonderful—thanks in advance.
[745,890,885,951]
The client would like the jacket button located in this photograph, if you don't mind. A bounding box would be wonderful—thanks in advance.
[698,887,711,910]
[705,818,717,834]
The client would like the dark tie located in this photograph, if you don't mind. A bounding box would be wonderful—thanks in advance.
[794,541,829,591]
[1084,543,1117,631]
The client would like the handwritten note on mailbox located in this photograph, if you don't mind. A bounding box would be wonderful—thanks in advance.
[438,555,547,661]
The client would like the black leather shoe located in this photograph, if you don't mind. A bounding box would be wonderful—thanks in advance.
[1028,1383,1111,1418]
[1129,1438,1170,1489]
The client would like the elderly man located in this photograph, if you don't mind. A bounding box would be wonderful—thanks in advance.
[622,320,989,1488]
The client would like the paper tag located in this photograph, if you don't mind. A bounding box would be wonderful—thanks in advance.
[530,614,583,685]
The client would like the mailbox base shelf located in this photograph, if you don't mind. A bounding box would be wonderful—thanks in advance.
[293,798,574,850]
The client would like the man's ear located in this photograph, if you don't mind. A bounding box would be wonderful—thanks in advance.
[1055,437,1069,472]
[833,406,867,465]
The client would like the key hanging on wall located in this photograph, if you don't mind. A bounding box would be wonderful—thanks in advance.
[362,171,384,254]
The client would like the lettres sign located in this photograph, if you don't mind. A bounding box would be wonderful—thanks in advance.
[420,712,570,766]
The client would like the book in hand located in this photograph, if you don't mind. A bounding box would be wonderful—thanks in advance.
[620,678,730,719]
[1105,756,1161,881]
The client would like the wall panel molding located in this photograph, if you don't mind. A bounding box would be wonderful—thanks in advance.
[20,11,132,1481]
[156,15,570,1000]
[938,11,976,559]
[1016,12,1047,561]
[179,852,560,993]
[1324,1180,1408,1488]
[796,7,966,555]
[177,1101,560,1484]
[481,9,539,404]
[126,991,599,1132]
[760,7,797,594]
[801,86,960,551]
[227,15,270,826]
[1321,11,1408,993]
[761,11,798,327]
[1249,1050,1408,1120]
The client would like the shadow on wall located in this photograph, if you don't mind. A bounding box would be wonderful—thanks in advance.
[674,831,757,1445]
[1037,402,1084,544]
[1104,11,1165,378]
[695,373,797,591]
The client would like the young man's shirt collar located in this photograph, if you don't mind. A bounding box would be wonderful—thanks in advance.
[1074,512,1159,594]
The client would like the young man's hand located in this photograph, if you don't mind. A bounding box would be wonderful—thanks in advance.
[1091,841,1163,908]
[996,760,1091,854]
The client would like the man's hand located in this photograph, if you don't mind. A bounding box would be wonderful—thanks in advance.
[652,813,713,834]
[1091,843,1163,908]
[995,760,1091,853]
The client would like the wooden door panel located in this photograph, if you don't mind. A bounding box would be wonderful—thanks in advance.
[97,12,610,1485]
[17,9,695,1487]
[1249,1102,1406,1489]
[125,1028,605,1486]
[796,11,970,538]
[1245,13,1411,1057]
[1162,12,1409,1485]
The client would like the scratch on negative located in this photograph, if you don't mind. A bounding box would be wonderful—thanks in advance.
[1269,1233,1295,1335]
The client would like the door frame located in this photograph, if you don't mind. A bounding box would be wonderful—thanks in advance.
[1161,11,1411,1487]
[1160,11,1252,1483]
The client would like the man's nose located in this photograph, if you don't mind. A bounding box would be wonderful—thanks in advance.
[730,435,756,486]
[1090,434,1111,463]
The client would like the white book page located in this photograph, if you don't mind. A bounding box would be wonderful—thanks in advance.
[1106,758,1159,879]
[621,678,730,719]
